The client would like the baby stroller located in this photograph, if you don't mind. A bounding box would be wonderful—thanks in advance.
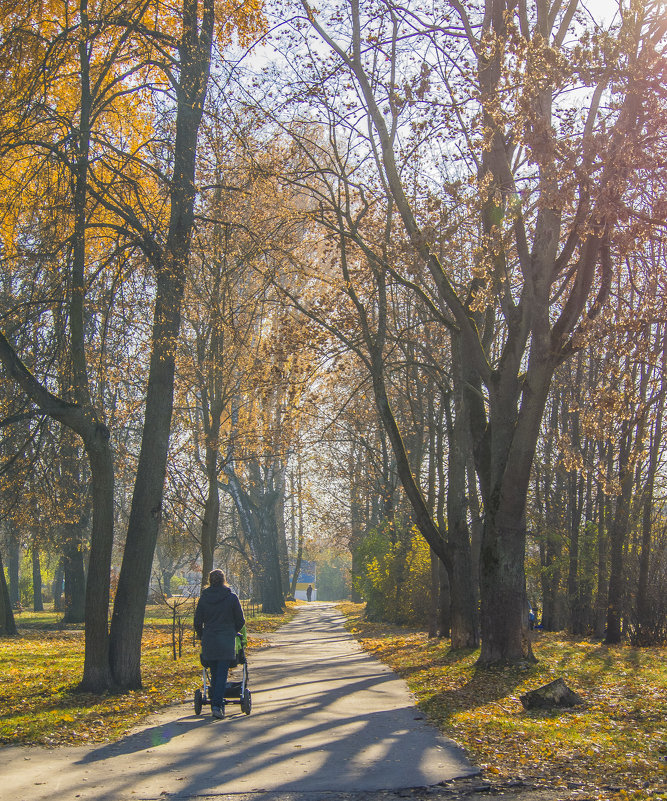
[194,632,252,716]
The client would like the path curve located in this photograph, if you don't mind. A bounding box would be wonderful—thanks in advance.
[0,602,475,800]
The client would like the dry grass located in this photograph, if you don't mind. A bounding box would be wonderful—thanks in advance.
[0,602,298,746]
[338,602,667,801]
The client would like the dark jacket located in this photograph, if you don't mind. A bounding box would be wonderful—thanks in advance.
[194,585,245,662]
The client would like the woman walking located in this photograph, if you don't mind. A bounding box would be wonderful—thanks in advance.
[194,570,245,719]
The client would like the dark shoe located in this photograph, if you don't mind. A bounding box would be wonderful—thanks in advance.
[212,706,224,719]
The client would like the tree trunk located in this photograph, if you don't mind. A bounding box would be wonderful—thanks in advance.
[277,492,290,601]
[257,493,284,613]
[478,519,533,663]
[32,543,43,613]
[74,427,115,691]
[162,570,174,598]
[438,559,451,638]
[0,548,18,635]
[222,466,285,614]
[62,530,86,625]
[200,449,220,588]
[348,445,365,603]
[593,444,612,637]
[567,469,584,633]
[566,356,587,635]
[636,333,666,638]
[445,338,479,648]
[0,331,116,689]
[53,558,64,612]
[289,463,304,598]
[109,0,214,689]
[8,531,19,609]
[428,549,439,638]
[605,422,634,644]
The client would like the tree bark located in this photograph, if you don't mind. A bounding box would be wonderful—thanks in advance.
[31,543,43,612]
[290,460,304,598]
[8,529,19,609]
[0,548,18,635]
[605,421,634,644]
[636,332,666,639]
[0,330,115,690]
[256,493,284,613]
[200,441,220,588]
[52,558,64,612]
[62,529,86,625]
[109,0,214,689]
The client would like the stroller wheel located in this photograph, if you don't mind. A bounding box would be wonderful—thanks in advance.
[241,689,252,715]
[194,689,203,716]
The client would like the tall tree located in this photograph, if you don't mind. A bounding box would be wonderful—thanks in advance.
[109,0,265,688]
[279,0,667,662]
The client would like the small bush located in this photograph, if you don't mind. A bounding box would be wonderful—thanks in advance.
[354,522,431,625]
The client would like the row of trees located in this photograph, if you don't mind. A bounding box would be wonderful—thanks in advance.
[2,0,667,696]
[255,0,667,661]
[0,0,266,690]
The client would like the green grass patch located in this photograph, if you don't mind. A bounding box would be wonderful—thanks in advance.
[338,602,667,801]
[0,602,298,747]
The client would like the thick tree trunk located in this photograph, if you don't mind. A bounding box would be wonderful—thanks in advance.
[257,494,284,613]
[448,542,477,647]
[0,548,18,635]
[109,324,184,687]
[79,428,115,691]
[109,0,214,689]
[445,339,479,648]
[162,570,174,598]
[0,332,115,688]
[478,520,533,664]
[63,530,86,624]
[222,468,285,614]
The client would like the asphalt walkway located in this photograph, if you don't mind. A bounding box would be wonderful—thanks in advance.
[0,602,475,800]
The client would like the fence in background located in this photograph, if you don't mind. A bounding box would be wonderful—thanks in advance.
[241,598,261,619]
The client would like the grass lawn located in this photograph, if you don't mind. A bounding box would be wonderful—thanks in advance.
[338,602,666,801]
[0,602,298,747]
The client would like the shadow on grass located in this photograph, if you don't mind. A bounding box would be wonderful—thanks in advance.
[419,661,537,723]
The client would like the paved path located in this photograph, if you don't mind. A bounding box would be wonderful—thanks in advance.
[0,603,475,800]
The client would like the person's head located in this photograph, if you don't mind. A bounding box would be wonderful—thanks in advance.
[209,569,226,587]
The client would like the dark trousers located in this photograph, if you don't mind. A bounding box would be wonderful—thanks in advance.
[209,659,232,708]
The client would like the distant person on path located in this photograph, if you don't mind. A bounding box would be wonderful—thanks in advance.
[194,569,245,719]
[306,584,313,601]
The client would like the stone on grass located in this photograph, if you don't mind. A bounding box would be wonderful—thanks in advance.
[520,678,584,710]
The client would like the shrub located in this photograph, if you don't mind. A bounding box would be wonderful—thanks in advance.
[354,522,431,625]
